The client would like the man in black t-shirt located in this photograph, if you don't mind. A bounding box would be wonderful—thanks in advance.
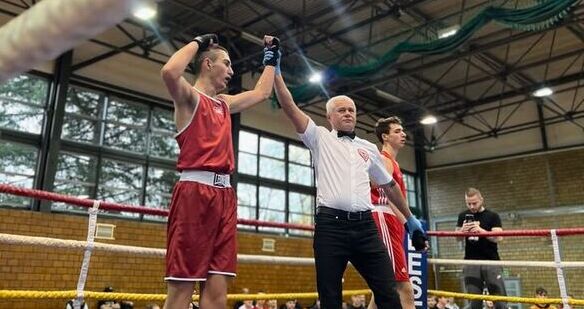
[456,188,507,309]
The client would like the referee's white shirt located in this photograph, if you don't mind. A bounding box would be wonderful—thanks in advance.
[299,119,393,212]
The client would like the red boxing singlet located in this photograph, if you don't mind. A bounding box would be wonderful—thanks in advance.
[371,150,406,204]
[175,92,234,173]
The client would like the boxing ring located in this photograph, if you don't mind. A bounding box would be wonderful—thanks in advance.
[1,182,584,308]
[1,0,583,307]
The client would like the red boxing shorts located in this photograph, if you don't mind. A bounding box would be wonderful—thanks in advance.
[165,180,237,281]
[372,206,409,282]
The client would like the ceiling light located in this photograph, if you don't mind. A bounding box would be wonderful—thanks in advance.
[438,25,460,39]
[533,87,553,97]
[133,2,157,20]
[309,72,323,84]
[420,115,438,125]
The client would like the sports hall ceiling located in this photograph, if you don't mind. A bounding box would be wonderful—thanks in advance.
[1,0,584,153]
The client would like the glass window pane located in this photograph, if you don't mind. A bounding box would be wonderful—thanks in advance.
[237,183,257,206]
[104,123,147,153]
[289,192,314,236]
[150,132,179,159]
[0,74,48,105]
[259,157,285,181]
[408,192,417,208]
[62,87,101,143]
[97,159,143,217]
[151,107,175,131]
[289,213,313,236]
[237,183,257,231]
[289,163,313,186]
[150,107,177,159]
[289,144,311,165]
[0,75,48,134]
[259,136,284,159]
[239,131,258,154]
[259,186,285,211]
[107,98,148,125]
[238,152,258,175]
[0,101,44,134]
[0,141,37,208]
[53,152,97,211]
[0,75,49,134]
[103,98,148,153]
[144,166,178,221]
[62,115,99,143]
[65,86,100,117]
[289,192,314,215]
[258,209,285,233]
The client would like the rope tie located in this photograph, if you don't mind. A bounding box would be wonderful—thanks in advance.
[74,200,101,309]
[551,229,571,309]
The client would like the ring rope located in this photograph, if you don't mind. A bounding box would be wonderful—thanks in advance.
[2,289,584,305]
[0,289,372,301]
[429,229,584,237]
[0,184,314,230]
[4,183,584,234]
[2,233,584,267]
[428,290,584,306]
[429,258,584,268]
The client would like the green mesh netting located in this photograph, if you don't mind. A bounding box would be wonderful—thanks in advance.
[282,0,579,105]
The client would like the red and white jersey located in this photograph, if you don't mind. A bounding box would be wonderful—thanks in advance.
[175,91,234,174]
[371,150,406,205]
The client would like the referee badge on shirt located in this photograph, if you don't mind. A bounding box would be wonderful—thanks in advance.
[357,148,369,162]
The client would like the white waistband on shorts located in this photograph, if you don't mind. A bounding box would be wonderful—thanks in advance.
[372,205,395,214]
[180,170,231,188]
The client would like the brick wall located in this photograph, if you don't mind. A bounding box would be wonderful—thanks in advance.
[427,148,584,304]
[0,209,367,309]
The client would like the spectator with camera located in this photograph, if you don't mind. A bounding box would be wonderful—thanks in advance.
[456,188,506,309]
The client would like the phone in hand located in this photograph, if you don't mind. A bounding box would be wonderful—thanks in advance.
[465,213,474,223]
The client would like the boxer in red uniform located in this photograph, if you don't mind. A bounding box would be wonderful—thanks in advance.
[160,33,279,309]
[370,116,415,309]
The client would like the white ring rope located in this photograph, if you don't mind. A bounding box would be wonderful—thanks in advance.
[2,233,584,268]
[0,0,142,82]
[429,258,584,268]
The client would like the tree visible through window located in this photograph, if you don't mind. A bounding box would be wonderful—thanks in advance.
[237,129,315,235]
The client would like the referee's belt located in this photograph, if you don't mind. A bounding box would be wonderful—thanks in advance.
[180,170,231,188]
[316,206,372,221]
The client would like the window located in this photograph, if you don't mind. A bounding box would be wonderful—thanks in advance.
[259,137,285,181]
[236,129,315,235]
[103,97,148,153]
[288,144,313,186]
[0,141,38,208]
[97,158,143,217]
[53,152,97,212]
[403,172,419,210]
[237,182,257,231]
[144,166,178,221]
[61,86,102,144]
[57,85,178,218]
[258,186,286,233]
[0,74,49,134]
[149,107,178,159]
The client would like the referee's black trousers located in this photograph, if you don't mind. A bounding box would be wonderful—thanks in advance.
[313,209,402,309]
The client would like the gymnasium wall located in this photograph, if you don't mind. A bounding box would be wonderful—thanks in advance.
[427,147,584,303]
[0,208,367,309]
